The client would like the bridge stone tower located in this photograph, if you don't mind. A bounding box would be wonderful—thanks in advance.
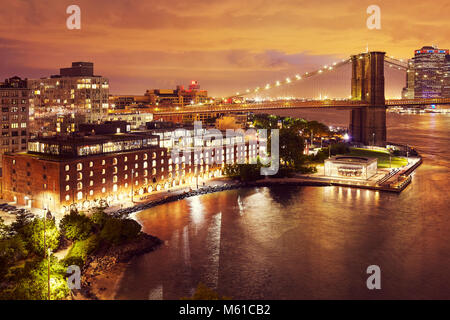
[349,51,387,146]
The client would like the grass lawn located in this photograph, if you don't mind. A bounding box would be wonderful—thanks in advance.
[344,148,408,168]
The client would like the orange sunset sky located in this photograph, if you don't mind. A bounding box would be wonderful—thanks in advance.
[0,0,449,97]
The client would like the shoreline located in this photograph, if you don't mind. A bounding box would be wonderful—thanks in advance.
[74,232,162,300]
[110,163,422,219]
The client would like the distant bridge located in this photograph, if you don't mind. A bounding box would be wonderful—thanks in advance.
[152,97,450,115]
[153,52,449,146]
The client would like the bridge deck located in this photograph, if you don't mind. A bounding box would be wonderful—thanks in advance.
[152,98,450,115]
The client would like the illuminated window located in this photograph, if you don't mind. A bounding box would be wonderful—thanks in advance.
[77,163,83,171]
[90,180,93,186]
[143,161,148,168]
[102,169,106,174]
[90,171,93,177]
[77,172,82,180]
[152,160,156,167]
[89,190,93,196]
[152,152,156,159]
[124,165,128,171]
[102,178,106,184]
[113,176,118,183]
[124,156,128,162]
[125,183,128,188]
[65,185,70,191]
[65,165,70,171]
[113,158,118,165]
[113,166,118,174]
[143,153,148,160]
[65,175,70,181]
[125,174,128,179]
[135,163,138,169]
[135,180,138,186]
[113,184,118,192]
[77,191,83,200]
[65,195,70,201]
[102,160,106,165]
[152,168,156,175]
[77,182,82,190]
[135,155,138,160]
[89,161,93,167]
[102,187,106,193]
[144,170,148,177]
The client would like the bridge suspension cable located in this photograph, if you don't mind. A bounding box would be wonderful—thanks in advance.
[227,57,351,100]
[384,56,408,70]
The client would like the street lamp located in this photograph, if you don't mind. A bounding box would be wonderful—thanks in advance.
[372,133,375,147]
[43,208,53,300]
[131,168,135,203]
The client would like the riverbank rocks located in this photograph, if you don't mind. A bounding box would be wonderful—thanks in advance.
[78,233,162,299]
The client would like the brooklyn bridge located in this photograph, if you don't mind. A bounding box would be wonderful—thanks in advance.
[152,52,450,146]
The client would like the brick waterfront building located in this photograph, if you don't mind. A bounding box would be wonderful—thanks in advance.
[1,128,258,214]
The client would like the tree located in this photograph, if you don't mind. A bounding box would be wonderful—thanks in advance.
[3,257,69,300]
[0,236,28,281]
[223,159,265,182]
[60,211,93,241]
[279,128,305,168]
[0,217,7,240]
[99,218,141,245]
[90,207,108,229]
[21,218,60,256]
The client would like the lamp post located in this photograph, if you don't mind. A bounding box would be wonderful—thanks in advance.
[43,209,52,300]
[406,144,409,163]
[47,248,51,300]
[131,168,135,203]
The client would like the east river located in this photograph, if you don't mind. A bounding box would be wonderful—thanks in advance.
[115,111,450,299]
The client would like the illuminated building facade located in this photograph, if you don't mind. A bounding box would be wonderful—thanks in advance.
[324,156,378,180]
[444,55,450,98]
[28,62,109,133]
[412,46,449,99]
[104,112,154,130]
[0,77,30,165]
[2,128,258,213]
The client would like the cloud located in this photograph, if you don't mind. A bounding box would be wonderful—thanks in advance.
[0,0,448,96]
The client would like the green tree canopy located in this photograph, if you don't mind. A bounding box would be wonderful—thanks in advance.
[20,218,60,256]
[60,210,93,241]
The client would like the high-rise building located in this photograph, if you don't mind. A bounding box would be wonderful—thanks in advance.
[443,55,450,98]
[0,77,30,165]
[28,62,109,133]
[412,46,449,99]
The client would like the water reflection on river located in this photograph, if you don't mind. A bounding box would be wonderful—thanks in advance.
[116,112,450,299]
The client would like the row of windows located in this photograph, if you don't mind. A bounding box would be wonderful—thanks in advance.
[65,152,165,171]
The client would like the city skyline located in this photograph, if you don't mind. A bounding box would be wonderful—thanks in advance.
[1,0,449,96]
